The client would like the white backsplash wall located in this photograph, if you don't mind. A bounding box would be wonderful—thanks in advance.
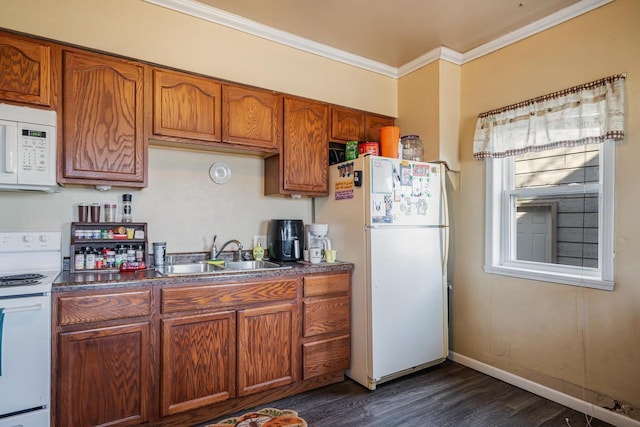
[0,147,312,257]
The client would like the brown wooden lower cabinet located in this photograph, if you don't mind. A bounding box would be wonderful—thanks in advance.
[237,302,298,397]
[57,322,150,427]
[53,271,350,426]
[160,311,236,416]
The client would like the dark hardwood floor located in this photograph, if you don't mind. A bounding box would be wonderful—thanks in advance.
[197,361,616,427]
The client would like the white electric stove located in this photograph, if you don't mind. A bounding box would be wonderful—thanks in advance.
[0,231,61,427]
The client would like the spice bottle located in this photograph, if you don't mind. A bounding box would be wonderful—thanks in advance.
[104,203,117,222]
[74,248,85,271]
[115,245,125,267]
[85,247,96,270]
[122,194,133,223]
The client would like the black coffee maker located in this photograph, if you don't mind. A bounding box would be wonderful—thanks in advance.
[268,219,304,261]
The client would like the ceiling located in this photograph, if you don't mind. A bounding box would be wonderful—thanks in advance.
[147,0,610,75]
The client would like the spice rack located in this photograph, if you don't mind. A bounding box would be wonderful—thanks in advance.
[70,222,148,273]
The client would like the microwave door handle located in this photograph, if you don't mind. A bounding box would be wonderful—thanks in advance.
[1,124,17,173]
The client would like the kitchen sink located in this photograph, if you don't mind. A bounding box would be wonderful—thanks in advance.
[161,260,290,276]
[224,260,290,271]
[163,261,226,275]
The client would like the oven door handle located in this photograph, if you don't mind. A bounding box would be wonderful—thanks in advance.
[0,303,43,314]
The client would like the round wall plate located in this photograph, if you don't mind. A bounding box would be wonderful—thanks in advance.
[209,162,231,184]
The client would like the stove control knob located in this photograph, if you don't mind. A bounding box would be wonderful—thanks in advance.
[39,235,48,243]
[22,235,32,243]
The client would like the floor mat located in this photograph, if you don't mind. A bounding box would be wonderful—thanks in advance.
[205,407,307,427]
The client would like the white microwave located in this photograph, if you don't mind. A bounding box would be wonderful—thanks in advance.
[0,103,59,192]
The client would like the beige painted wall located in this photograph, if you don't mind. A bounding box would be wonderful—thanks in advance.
[398,60,461,170]
[398,61,440,162]
[0,0,397,255]
[454,0,640,417]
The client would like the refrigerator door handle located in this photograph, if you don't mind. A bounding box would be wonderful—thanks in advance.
[442,226,449,274]
[441,164,449,228]
[440,164,450,275]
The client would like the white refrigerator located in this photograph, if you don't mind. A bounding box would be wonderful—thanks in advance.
[315,155,449,390]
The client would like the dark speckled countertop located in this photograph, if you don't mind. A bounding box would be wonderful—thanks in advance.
[53,260,353,292]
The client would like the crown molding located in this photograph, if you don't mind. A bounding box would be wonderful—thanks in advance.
[143,0,398,78]
[397,47,464,78]
[145,0,613,79]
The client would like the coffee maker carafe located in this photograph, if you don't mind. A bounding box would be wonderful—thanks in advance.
[306,223,332,254]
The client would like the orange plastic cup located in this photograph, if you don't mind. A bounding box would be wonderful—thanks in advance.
[379,126,400,158]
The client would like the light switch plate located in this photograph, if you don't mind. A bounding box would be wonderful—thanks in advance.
[253,235,267,249]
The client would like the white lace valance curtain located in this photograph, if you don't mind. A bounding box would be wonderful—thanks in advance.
[473,74,626,160]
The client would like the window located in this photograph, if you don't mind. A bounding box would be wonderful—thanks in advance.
[473,74,625,291]
[484,141,614,290]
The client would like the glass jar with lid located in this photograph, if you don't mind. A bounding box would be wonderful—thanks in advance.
[400,135,424,161]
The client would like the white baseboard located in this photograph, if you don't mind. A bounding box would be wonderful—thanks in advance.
[448,352,639,427]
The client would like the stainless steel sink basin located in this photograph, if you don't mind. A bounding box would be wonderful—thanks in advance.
[163,261,226,275]
[224,260,290,271]
[161,260,290,276]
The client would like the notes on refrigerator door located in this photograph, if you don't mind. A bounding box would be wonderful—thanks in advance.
[371,158,393,194]
[335,162,355,200]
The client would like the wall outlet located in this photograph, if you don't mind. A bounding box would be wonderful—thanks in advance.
[253,235,267,249]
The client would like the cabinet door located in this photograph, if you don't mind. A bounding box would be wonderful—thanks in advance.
[237,302,298,396]
[57,323,150,427]
[152,68,222,142]
[281,97,329,194]
[222,84,281,151]
[161,311,236,416]
[62,50,146,186]
[364,113,395,142]
[0,32,53,106]
[331,106,364,142]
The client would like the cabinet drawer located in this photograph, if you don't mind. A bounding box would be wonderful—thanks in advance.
[57,290,151,326]
[303,273,350,297]
[303,295,350,337]
[162,279,297,313]
[303,335,350,380]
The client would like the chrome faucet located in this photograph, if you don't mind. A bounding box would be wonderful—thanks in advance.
[213,239,243,261]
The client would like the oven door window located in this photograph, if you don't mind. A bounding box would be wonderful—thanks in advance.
[0,295,51,416]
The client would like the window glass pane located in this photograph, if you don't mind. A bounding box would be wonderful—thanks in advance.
[515,143,599,189]
[516,194,598,268]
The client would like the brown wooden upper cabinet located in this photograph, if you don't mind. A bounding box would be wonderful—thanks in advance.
[330,105,395,143]
[222,84,281,152]
[0,31,56,107]
[365,113,395,142]
[61,49,146,187]
[330,106,365,142]
[265,97,329,196]
[151,68,222,144]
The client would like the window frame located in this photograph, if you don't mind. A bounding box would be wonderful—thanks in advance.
[484,140,615,291]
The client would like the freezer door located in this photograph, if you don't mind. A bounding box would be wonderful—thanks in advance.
[366,157,445,227]
[368,227,446,381]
